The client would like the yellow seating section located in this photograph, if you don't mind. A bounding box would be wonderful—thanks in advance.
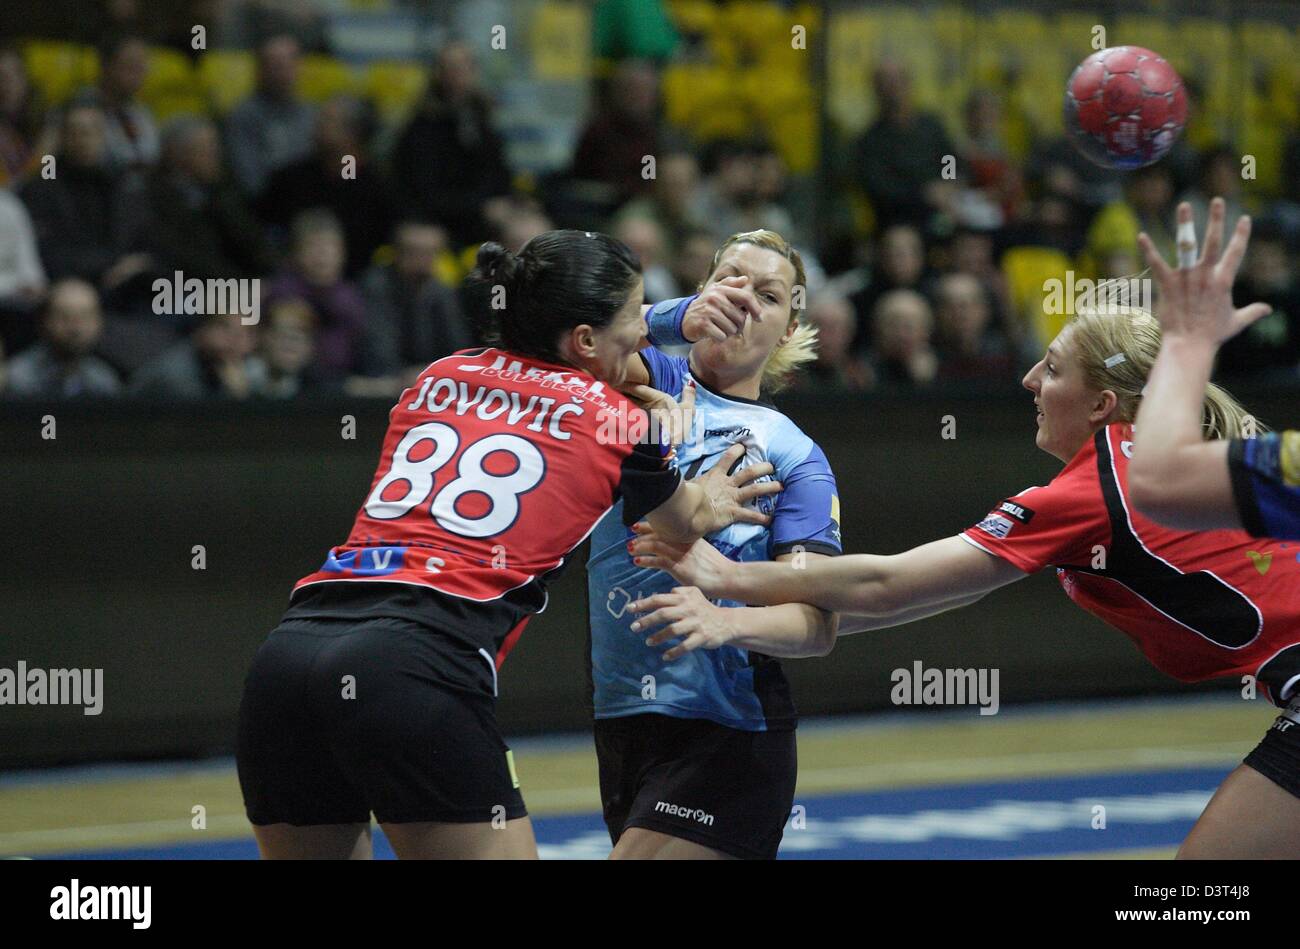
[16,4,1298,189]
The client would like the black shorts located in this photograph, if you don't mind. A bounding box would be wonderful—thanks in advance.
[1243,695,1300,799]
[594,713,797,860]
[236,614,527,826]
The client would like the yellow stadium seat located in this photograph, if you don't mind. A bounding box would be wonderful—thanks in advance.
[297,55,357,103]
[198,51,256,114]
[1113,15,1175,60]
[23,41,98,105]
[666,0,717,35]
[138,47,203,121]
[531,1,591,81]
[1051,14,1102,54]
[765,107,817,174]
[364,61,426,121]
[930,4,969,58]
[990,9,1045,48]
[1242,107,1283,196]
[826,11,876,132]
[1265,61,1299,126]
[1240,20,1293,65]
[1002,245,1074,350]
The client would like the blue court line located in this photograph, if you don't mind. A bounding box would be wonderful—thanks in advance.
[34,765,1224,860]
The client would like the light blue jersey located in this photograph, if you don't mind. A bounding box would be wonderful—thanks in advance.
[587,348,841,732]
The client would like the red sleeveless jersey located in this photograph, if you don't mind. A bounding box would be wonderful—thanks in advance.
[293,348,679,617]
[962,423,1300,704]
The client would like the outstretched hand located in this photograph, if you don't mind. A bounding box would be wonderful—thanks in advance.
[1136,197,1272,347]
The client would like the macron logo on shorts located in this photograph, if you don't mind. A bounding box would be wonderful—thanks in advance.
[654,800,715,826]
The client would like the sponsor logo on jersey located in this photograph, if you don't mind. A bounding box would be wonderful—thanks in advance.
[321,546,407,576]
[997,500,1035,524]
[704,426,752,440]
[654,800,715,826]
[976,513,1014,539]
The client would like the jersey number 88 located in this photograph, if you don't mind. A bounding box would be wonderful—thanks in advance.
[364,422,545,539]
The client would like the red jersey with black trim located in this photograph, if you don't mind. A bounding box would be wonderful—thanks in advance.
[960,423,1300,704]
[290,348,680,662]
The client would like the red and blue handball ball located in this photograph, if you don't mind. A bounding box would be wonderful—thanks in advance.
[1064,46,1188,170]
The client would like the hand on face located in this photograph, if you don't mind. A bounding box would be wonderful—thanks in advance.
[683,275,760,342]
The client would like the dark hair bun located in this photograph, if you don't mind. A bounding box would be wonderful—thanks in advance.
[475,242,521,288]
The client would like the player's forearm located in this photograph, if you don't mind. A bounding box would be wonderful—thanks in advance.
[1130,334,1231,523]
[839,589,988,634]
[1133,333,1218,473]
[720,554,896,614]
[726,603,838,658]
[647,480,711,544]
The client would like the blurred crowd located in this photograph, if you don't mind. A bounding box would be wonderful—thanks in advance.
[1,21,1299,402]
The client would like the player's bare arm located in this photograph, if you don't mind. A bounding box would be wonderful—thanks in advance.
[1130,197,1272,531]
[630,552,837,661]
[632,531,1024,615]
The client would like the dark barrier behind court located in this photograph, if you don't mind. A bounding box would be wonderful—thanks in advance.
[1,386,1291,768]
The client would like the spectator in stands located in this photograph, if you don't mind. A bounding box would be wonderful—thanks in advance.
[224,33,316,199]
[5,278,121,398]
[945,226,1016,346]
[0,186,47,324]
[668,226,717,298]
[867,289,938,389]
[249,295,322,398]
[851,59,955,234]
[613,215,676,302]
[612,149,708,259]
[1178,144,1246,240]
[1084,162,1177,272]
[954,89,1023,229]
[146,115,278,285]
[799,293,868,391]
[391,40,511,249]
[264,209,365,380]
[358,220,472,385]
[696,139,797,245]
[0,44,47,186]
[214,0,332,54]
[1025,134,1122,218]
[19,103,150,291]
[1216,220,1300,380]
[933,272,1013,382]
[484,195,553,253]
[1000,192,1086,260]
[131,308,264,399]
[570,58,661,206]
[843,223,929,354]
[260,95,393,277]
[75,34,159,171]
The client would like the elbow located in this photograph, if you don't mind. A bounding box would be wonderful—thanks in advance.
[1128,466,1191,529]
[812,612,839,657]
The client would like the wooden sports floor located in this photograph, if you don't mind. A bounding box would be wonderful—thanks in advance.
[0,694,1274,859]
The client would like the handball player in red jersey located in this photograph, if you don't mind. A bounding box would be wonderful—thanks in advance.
[629,216,1300,857]
[235,230,780,859]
